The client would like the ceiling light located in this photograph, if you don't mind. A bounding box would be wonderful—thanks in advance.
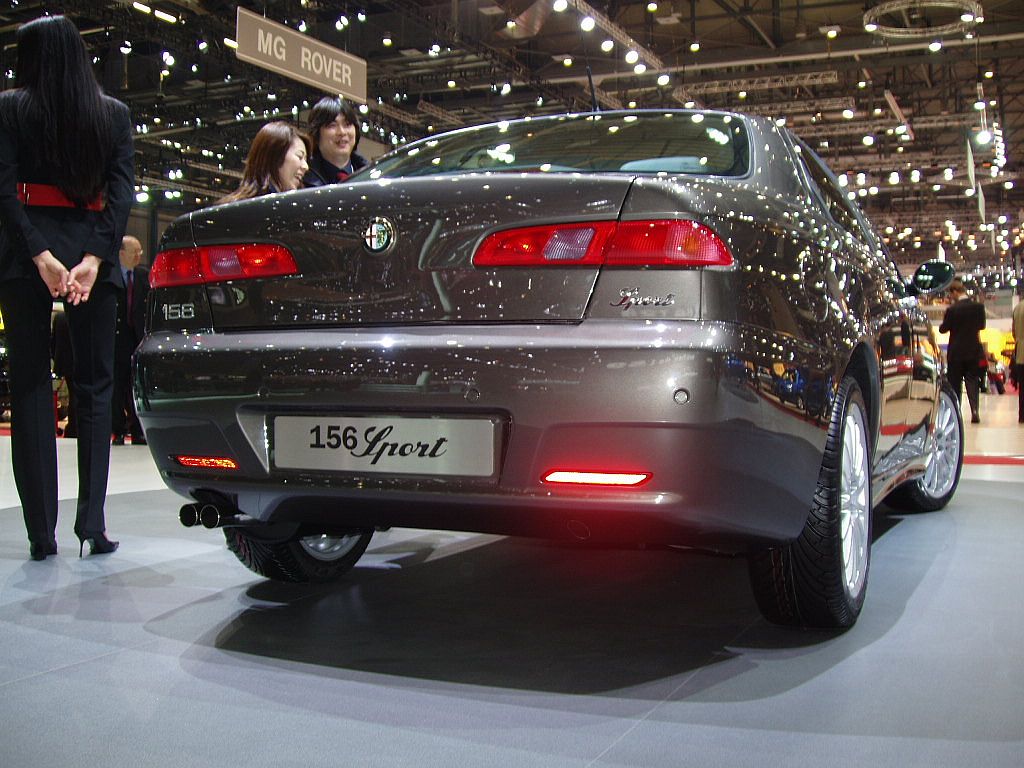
[977,129,992,144]
[197,40,208,51]
[842,109,854,119]
[382,34,393,46]
[864,21,878,32]
[657,74,670,86]
[563,56,573,66]
[132,2,151,13]
[501,82,512,95]
[858,80,867,88]
[580,16,596,32]
[119,41,132,54]
[223,38,238,49]
[553,0,568,11]
[862,134,875,146]
[154,9,176,23]
[928,40,942,52]
[738,91,747,99]
[633,63,647,74]
[601,39,614,52]
[647,2,658,11]
[985,70,994,78]
[625,50,640,64]
[447,79,456,88]
[297,20,307,33]
[690,41,700,53]
[820,25,840,39]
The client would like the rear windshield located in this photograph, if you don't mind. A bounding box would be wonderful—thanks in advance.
[365,112,750,179]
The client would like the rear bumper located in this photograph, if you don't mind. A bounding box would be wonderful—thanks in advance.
[135,321,831,551]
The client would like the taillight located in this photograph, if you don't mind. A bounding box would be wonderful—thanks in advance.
[473,222,616,266]
[473,220,731,267]
[150,243,299,287]
[604,220,732,266]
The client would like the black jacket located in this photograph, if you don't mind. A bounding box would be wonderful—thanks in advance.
[117,264,150,344]
[940,298,986,363]
[303,151,368,188]
[0,89,134,286]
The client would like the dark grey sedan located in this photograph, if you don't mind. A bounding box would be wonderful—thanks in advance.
[137,110,963,628]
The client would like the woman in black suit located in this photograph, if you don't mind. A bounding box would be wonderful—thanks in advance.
[0,16,134,560]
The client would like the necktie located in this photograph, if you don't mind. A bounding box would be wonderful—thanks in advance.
[126,270,134,319]
[336,171,349,181]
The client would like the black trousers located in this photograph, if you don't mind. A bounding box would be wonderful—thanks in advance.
[946,357,982,419]
[0,277,116,547]
[1014,363,1024,422]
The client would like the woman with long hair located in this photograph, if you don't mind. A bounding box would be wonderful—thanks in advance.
[219,121,310,203]
[0,15,134,560]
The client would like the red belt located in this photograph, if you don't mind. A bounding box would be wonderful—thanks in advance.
[17,182,104,211]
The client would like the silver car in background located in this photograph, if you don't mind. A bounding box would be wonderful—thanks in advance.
[136,110,962,628]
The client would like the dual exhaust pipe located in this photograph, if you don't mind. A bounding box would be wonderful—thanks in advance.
[179,502,241,529]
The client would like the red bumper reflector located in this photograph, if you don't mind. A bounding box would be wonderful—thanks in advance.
[151,243,299,287]
[542,470,652,487]
[175,456,239,470]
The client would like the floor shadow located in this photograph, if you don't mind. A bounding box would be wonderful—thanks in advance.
[203,537,832,695]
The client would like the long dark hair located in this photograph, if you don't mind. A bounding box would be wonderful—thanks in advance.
[16,15,113,207]
[219,122,311,203]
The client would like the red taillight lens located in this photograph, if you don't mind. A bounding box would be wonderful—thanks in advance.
[473,222,616,266]
[604,220,733,266]
[542,470,652,487]
[150,244,299,287]
[473,220,731,268]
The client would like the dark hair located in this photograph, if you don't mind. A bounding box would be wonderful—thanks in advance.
[219,121,311,203]
[15,15,113,207]
[307,96,361,157]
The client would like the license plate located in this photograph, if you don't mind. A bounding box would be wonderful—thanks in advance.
[273,415,497,477]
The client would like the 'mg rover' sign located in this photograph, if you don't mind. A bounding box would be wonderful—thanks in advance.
[235,7,367,102]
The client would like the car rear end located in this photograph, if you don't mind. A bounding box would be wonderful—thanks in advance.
[136,111,833,551]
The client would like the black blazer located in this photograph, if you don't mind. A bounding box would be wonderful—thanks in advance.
[303,151,368,188]
[940,299,986,363]
[0,89,134,286]
[117,264,150,344]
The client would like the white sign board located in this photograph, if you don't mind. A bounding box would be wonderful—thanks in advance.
[235,7,367,102]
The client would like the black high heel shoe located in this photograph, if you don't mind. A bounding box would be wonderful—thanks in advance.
[77,532,119,558]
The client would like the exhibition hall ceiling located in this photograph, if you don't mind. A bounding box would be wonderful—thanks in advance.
[2,0,1023,268]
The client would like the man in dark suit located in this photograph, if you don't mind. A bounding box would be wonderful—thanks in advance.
[940,279,986,424]
[112,235,149,445]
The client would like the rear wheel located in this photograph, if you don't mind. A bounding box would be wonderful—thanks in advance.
[225,527,373,583]
[749,376,872,628]
[885,382,963,512]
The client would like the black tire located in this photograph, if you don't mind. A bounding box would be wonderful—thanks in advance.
[224,527,373,583]
[885,382,964,512]
[748,376,872,628]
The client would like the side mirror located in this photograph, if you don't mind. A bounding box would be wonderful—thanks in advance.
[910,261,955,295]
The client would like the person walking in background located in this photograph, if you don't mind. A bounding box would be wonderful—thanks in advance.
[1012,295,1024,423]
[939,279,986,424]
[303,96,367,187]
[112,235,149,445]
[218,121,310,203]
[0,15,133,560]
